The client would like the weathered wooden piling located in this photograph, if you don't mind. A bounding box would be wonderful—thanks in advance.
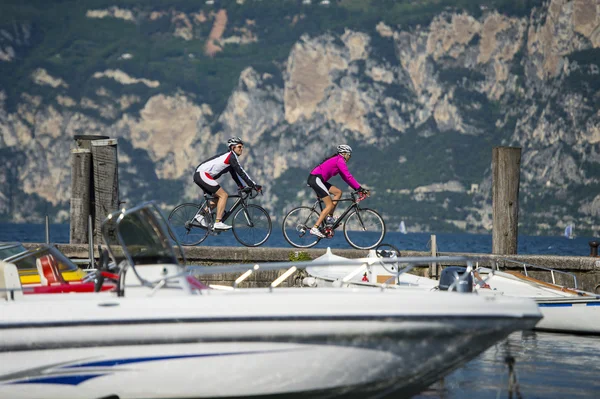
[91,139,119,244]
[591,241,599,257]
[69,135,109,244]
[69,148,92,243]
[492,146,521,255]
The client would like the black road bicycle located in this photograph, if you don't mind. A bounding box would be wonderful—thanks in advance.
[168,187,271,247]
[282,190,385,250]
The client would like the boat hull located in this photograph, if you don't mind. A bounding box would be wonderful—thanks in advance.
[0,290,540,398]
[0,321,535,399]
[536,298,600,334]
[479,271,600,334]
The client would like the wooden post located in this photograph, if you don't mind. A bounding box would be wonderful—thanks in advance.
[70,135,109,244]
[492,146,521,255]
[92,139,119,244]
[70,149,92,244]
[430,234,438,279]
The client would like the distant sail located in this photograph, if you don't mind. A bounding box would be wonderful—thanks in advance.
[399,221,407,234]
[564,224,574,239]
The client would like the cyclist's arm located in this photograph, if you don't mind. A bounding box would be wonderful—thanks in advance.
[230,152,257,188]
[229,169,244,189]
[337,157,361,190]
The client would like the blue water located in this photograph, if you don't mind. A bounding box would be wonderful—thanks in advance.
[417,331,600,398]
[0,222,597,256]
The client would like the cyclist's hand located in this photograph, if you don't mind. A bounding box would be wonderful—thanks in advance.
[356,187,370,201]
[254,185,263,193]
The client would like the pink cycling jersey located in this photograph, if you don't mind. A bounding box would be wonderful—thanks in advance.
[310,154,361,190]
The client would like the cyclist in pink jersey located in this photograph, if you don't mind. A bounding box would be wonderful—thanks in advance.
[306,144,368,238]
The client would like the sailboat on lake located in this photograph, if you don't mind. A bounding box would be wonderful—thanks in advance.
[398,220,407,234]
[564,224,574,239]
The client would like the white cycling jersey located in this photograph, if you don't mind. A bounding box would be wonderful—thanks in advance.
[195,151,256,188]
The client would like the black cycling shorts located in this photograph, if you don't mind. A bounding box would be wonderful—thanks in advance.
[307,174,332,199]
[194,171,220,195]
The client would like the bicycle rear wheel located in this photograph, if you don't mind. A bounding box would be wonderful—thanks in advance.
[168,203,209,246]
[282,206,320,248]
[232,204,272,247]
[343,208,386,250]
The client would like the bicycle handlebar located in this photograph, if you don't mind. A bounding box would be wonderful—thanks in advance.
[238,186,263,200]
[351,189,371,203]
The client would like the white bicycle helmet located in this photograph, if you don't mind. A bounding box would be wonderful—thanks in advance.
[227,137,244,147]
[337,144,352,154]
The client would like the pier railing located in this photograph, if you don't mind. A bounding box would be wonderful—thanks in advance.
[22,244,600,293]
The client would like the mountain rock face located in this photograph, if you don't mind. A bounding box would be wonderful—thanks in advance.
[0,0,599,237]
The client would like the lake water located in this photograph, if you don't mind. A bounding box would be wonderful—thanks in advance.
[1,223,600,398]
[0,223,597,256]
[417,331,600,398]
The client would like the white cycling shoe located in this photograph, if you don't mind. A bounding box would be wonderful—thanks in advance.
[195,215,208,227]
[309,227,325,238]
[213,221,232,230]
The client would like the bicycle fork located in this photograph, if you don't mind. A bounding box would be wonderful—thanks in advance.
[239,206,255,228]
[354,206,368,231]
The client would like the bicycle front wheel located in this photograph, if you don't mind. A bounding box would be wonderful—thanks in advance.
[343,208,386,250]
[232,204,272,247]
[168,203,209,246]
[282,206,320,248]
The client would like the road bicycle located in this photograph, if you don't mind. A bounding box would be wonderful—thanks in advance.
[168,187,271,247]
[282,190,385,250]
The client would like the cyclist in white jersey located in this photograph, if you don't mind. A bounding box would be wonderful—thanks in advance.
[193,137,261,230]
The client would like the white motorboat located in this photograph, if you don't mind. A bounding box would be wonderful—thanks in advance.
[305,246,439,289]
[305,246,600,335]
[474,262,600,334]
[0,203,541,399]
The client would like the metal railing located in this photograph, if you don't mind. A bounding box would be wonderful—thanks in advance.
[186,255,479,292]
[494,258,579,290]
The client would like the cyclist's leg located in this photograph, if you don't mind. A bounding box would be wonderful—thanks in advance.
[307,174,333,229]
[194,171,220,214]
[213,188,229,221]
[328,185,342,216]
[316,196,334,226]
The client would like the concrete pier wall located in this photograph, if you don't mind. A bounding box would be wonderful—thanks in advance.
[26,244,600,293]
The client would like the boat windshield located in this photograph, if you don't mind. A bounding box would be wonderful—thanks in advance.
[104,203,185,267]
[0,242,27,260]
[3,244,83,284]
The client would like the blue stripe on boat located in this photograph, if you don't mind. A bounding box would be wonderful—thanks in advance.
[63,351,276,368]
[10,374,104,386]
[538,303,572,307]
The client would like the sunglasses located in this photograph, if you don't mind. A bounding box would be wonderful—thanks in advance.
[234,145,244,149]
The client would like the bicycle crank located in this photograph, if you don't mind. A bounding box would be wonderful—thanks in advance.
[296,225,307,237]
[324,227,334,238]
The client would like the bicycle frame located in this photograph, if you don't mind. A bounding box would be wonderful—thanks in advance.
[312,194,363,230]
[193,191,252,229]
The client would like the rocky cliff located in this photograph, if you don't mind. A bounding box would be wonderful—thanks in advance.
[0,0,598,236]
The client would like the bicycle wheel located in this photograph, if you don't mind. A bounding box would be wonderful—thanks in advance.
[168,203,209,246]
[343,208,386,250]
[282,206,320,248]
[232,204,272,247]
